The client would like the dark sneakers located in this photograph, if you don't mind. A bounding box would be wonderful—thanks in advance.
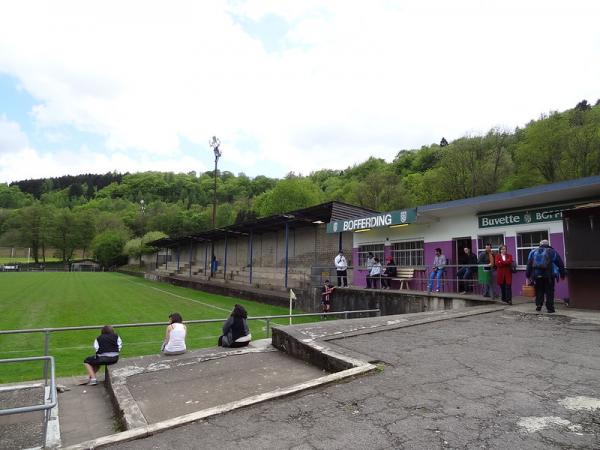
[536,307,542,312]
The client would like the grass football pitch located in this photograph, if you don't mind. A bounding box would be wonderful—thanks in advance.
[0,272,318,383]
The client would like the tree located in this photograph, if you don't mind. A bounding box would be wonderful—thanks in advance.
[0,184,33,208]
[14,202,50,263]
[514,112,567,183]
[92,231,127,268]
[124,231,167,267]
[253,178,324,217]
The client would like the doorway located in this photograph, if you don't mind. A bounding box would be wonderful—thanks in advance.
[452,237,472,292]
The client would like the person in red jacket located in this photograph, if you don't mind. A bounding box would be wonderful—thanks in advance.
[495,244,513,305]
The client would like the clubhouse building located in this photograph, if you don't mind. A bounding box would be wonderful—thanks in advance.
[149,175,600,310]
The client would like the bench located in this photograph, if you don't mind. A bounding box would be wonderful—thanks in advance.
[389,268,415,290]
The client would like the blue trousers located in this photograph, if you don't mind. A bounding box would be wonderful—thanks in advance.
[428,269,444,291]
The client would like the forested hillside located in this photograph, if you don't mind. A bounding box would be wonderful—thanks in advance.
[1,100,599,266]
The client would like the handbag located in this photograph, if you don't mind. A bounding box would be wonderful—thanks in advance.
[511,261,517,273]
[522,283,535,298]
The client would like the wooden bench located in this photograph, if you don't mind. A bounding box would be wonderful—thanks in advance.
[389,268,415,290]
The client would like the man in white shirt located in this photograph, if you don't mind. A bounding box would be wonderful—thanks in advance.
[334,250,348,287]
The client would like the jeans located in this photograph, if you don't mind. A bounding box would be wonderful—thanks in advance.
[456,267,472,292]
[428,269,444,291]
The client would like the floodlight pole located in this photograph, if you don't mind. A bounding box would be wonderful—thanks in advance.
[209,136,222,280]
[209,136,221,229]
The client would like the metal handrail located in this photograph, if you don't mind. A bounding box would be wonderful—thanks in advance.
[0,356,57,448]
[0,310,381,336]
[0,356,57,415]
[0,309,381,365]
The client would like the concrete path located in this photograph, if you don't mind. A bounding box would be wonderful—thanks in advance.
[57,375,118,447]
[108,304,600,450]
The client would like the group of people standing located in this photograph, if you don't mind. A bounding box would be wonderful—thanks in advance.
[453,240,565,311]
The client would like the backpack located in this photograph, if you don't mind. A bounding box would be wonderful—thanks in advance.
[531,247,551,276]
[532,248,548,268]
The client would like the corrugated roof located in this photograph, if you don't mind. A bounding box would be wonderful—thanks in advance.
[417,175,600,218]
[150,201,377,246]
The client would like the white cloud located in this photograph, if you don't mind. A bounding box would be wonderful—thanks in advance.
[0,144,209,184]
[0,0,599,182]
[0,115,29,154]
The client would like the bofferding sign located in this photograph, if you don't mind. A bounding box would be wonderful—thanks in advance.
[478,205,574,228]
[326,208,417,233]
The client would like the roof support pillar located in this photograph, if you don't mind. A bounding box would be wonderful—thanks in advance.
[204,244,208,279]
[249,231,254,285]
[176,245,180,271]
[224,233,228,281]
[189,240,192,277]
[285,222,289,289]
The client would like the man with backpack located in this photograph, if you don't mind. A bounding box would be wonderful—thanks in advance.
[526,239,566,313]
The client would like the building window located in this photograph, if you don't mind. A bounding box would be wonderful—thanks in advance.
[477,234,505,254]
[357,244,384,267]
[392,240,424,267]
[516,230,549,266]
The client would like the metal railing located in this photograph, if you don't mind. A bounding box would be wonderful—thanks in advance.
[0,309,381,360]
[313,263,509,296]
[0,356,57,448]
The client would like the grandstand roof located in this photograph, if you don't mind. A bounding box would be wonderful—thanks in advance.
[151,201,377,247]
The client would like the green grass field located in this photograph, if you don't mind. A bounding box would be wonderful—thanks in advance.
[0,272,317,383]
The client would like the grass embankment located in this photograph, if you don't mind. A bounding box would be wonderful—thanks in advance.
[0,272,316,382]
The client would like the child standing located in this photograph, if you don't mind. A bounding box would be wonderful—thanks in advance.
[321,279,335,316]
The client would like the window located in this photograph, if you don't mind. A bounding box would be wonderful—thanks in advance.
[477,234,505,254]
[357,244,384,267]
[392,240,424,267]
[516,230,549,266]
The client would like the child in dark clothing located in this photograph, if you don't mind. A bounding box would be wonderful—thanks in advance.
[81,325,122,386]
[321,279,335,315]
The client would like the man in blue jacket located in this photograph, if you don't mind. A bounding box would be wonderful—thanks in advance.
[526,239,565,313]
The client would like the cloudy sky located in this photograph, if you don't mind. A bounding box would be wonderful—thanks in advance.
[0,0,599,183]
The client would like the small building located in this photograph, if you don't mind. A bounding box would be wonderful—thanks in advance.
[336,175,600,300]
[71,260,101,272]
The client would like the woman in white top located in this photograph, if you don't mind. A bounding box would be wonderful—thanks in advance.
[162,312,187,355]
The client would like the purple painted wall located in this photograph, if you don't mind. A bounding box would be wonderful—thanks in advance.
[424,240,455,292]
[352,247,367,286]
[352,233,570,298]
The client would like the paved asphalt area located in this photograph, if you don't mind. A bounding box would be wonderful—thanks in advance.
[108,309,600,449]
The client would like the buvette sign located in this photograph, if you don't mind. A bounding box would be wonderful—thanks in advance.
[478,205,573,228]
[326,209,417,233]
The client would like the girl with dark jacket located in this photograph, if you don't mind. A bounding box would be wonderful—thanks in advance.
[218,304,252,348]
[82,325,122,385]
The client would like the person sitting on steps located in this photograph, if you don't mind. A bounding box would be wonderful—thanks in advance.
[218,304,252,348]
[161,312,187,355]
[81,325,122,386]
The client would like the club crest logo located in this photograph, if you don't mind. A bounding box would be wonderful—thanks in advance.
[333,222,338,232]
[524,213,532,224]
[400,211,407,223]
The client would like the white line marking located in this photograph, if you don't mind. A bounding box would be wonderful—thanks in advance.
[129,281,231,313]
[128,280,270,324]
